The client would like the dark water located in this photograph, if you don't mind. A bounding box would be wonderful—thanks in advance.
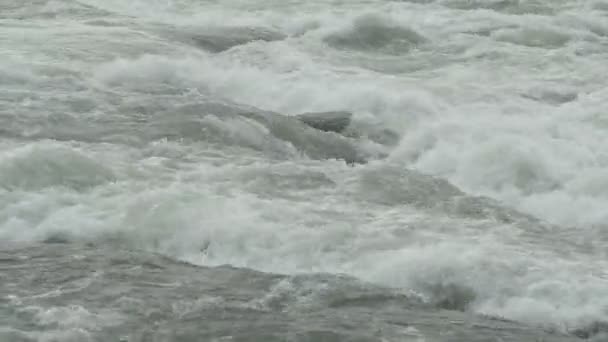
[0,244,585,341]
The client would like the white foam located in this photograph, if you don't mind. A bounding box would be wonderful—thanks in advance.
[355,237,608,330]
[389,88,608,229]
[34,305,123,330]
[92,51,441,137]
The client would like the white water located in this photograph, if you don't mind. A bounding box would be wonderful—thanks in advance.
[1,0,608,335]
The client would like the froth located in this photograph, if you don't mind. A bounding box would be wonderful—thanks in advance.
[388,75,608,228]
[357,238,608,331]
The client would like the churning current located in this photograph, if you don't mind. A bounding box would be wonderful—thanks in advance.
[1,0,608,341]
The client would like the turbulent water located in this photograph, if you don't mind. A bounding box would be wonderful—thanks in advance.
[1,0,608,341]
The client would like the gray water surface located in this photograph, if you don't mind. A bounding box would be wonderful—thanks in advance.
[0,244,584,342]
[2,0,608,341]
